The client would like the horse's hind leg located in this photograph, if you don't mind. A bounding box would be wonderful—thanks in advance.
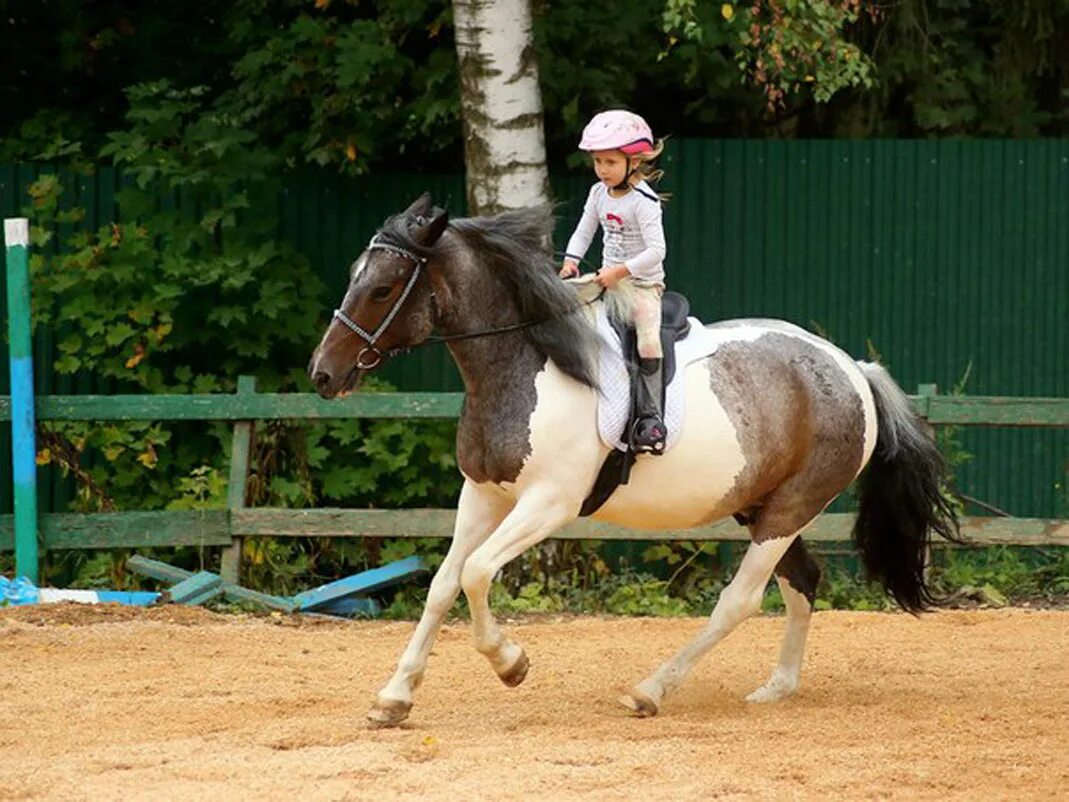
[621,533,799,717]
[746,536,820,703]
[368,481,513,728]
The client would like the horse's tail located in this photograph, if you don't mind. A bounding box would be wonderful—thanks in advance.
[853,362,963,613]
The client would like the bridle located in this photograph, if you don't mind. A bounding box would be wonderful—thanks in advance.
[332,236,427,370]
[331,233,601,371]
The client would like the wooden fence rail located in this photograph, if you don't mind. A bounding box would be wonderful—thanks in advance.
[2,378,1068,584]
[3,389,1068,426]
[2,510,1066,552]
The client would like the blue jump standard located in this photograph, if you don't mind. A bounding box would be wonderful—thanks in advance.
[0,576,159,607]
[161,572,225,605]
[291,556,428,612]
[0,554,428,615]
[125,554,428,617]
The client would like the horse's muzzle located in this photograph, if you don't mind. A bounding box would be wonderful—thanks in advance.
[311,369,333,398]
[308,354,363,399]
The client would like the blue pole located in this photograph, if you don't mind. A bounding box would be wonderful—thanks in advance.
[5,218,39,583]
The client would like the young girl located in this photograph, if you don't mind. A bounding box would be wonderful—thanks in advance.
[559,109,668,454]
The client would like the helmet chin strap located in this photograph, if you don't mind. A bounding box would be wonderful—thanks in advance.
[613,153,638,192]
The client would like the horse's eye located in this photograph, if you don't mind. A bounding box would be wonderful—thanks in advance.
[371,285,393,302]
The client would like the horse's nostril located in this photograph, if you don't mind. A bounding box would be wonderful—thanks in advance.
[312,370,331,390]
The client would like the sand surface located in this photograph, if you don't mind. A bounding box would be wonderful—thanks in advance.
[1,605,1065,800]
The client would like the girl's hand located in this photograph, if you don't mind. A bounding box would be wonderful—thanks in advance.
[559,259,580,278]
[596,264,630,289]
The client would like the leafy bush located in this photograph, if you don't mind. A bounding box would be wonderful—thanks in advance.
[14,82,464,592]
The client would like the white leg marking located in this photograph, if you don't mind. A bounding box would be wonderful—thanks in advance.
[746,576,813,703]
[461,489,576,677]
[374,483,512,710]
[625,535,798,714]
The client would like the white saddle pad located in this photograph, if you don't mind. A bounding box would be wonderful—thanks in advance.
[594,303,721,453]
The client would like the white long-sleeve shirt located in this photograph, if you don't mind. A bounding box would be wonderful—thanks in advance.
[564,180,666,285]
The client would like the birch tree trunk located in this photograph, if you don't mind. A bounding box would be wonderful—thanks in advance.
[452,0,550,216]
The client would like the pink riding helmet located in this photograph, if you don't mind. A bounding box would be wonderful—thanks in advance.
[578,110,655,154]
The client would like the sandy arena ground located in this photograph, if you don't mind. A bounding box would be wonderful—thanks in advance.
[0,605,1066,801]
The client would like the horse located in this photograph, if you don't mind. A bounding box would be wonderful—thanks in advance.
[308,193,960,727]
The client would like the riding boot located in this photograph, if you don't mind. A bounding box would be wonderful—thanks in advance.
[631,357,666,455]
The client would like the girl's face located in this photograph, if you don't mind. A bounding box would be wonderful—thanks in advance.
[591,150,634,188]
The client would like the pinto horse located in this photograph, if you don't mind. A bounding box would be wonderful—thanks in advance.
[309,194,960,727]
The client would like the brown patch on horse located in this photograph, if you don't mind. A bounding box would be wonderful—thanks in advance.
[443,242,544,485]
[774,537,821,604]
[426,212,596,487]
[707,331,866,542]
[704,339,810,525]
[451,341,543,485]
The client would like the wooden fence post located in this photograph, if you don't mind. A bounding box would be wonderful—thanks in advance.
[220,376,256,585]
[917,383,939,582]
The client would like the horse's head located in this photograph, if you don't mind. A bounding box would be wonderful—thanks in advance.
[308,192,449,398]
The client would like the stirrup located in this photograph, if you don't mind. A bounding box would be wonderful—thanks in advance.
[630,416,666,455]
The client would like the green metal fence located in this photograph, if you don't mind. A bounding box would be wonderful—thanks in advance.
[2,140,1068,516]
[660,140,1069,518]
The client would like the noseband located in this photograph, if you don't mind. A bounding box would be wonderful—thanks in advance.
[332,236,426,370]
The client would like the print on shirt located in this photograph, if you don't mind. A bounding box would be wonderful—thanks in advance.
[603,212,626,260]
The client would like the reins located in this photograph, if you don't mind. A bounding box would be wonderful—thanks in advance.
[331,238,603,369]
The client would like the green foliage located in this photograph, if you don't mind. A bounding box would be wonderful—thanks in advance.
[46,552,126,591]
[931,546,1068,604]
[853,0,1069,136]
[600,575,691,616]
[4,0,1067,169]
[536,0,753,152]
[490,572,690,617]
[223,0,457,173]
[663,0,877,110]
[16,78,463,593]
[21,81,328,520]
[167,467,230,511]
[815,560,897,611]
[0,1,458,172]
[30,84,322,396]
[491,581,567,615]
[308,417,460,508]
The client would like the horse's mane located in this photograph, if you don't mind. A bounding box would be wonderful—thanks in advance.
[377,205,598,389]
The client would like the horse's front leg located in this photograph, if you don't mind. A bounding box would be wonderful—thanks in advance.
[460,489,578,686]
[368,481,513,727]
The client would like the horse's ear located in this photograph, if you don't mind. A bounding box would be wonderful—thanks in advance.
[412,208,449,247]
[402,192,433,220]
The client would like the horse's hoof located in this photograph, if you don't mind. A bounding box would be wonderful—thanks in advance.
[366,698,412,728]
[619,689,660,717]
[499,650,530,687]
[746,679,797,704]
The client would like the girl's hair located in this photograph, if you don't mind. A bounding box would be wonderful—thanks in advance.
[631,139,665,184]
[629,139,669,201]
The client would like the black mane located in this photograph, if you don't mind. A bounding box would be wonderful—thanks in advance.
[377,205,598,389]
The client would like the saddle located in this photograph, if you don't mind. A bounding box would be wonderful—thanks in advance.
[579,291,692,517]
[605,291,692,389]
